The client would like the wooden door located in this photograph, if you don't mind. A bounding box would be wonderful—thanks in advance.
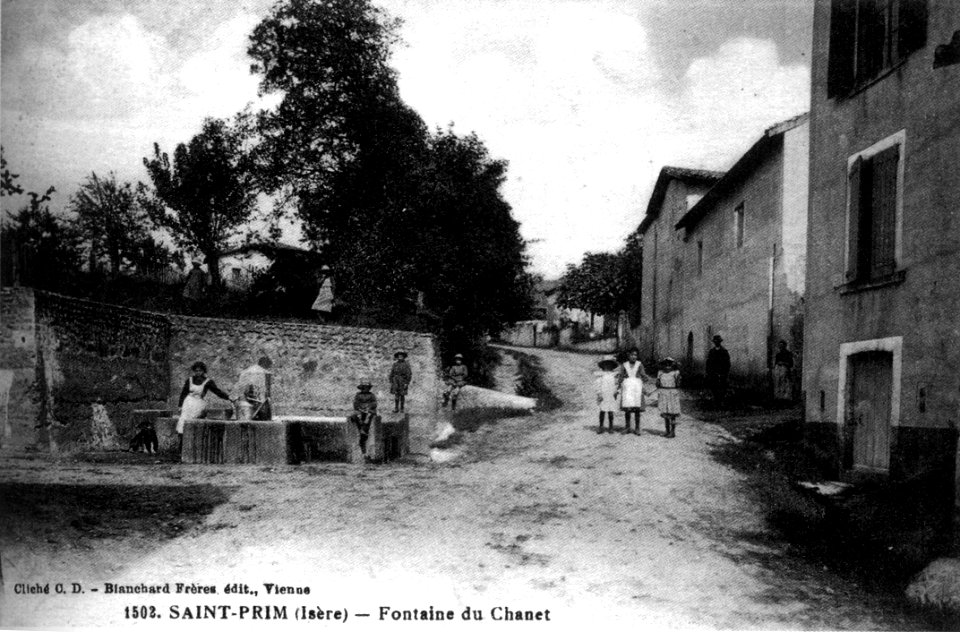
[849,351,893,470]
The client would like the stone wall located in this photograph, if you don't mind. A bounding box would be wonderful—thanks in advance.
[0,288,440,452]
[168,315,440,420]
[34,292,171,450]
[0,288,39,449]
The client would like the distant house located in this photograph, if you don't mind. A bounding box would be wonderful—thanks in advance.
[803,0,960,495]
[218,243,322,290]
[675,114,809,394]
[636,167,725,362]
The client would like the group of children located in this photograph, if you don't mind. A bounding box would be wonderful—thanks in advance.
[594,348,682,438]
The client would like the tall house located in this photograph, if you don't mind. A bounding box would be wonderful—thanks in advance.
[804,0,960,497]
[676,114,809,393]
[636,167,724,362]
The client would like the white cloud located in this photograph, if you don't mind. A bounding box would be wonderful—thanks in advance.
[2,10,273,206]
[673,37,811,167]
[3,2,811,277]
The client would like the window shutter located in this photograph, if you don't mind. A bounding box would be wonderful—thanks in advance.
[870,145,899,277]
[827,0,857,97]
[898,0,928,58]
[857,0,886,82]
[846,156,864,281]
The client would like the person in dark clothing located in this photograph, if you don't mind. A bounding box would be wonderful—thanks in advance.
[773,340,795,402]
[389,351,413,413]
[349,381,379,456]
[705,335,730,406]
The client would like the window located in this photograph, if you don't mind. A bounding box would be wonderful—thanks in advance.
[696,240,704,276]
[734,203,745,248]
[232,267,242,282]
[845,132,904,283]
[827,0,928,97]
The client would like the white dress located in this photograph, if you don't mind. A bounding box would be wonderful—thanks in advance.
[619,362,645,410]
[596,372,619,413]
[177,378,209,433]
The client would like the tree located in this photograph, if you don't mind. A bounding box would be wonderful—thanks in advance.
[2,188,82,291]
[247,0,532,349]
[248,0,405,192]
[249,0,428,310]
[413,128,532,349]
[556,251,628,317]
[1,146,24,198]
[141,117,258,288]
[70,172,149,275]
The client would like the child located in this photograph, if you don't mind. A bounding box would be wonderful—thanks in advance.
[595,355,619,434]
[441,354,469,410]
[349,381,378,455]
[618,348,646,435]
[657,358,682,438]
[389,351,413,413]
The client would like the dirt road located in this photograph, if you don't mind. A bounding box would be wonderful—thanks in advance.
[0,347,926,630]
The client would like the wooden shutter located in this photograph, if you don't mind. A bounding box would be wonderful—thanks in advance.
[870,145,899,277]
[898,0,928,58]
[857,0,886,82]
[847,156,864,281]
[827,0,857,97]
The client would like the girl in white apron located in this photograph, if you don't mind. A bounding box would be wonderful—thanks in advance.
[177,361,232,452]
[619,349,645,435]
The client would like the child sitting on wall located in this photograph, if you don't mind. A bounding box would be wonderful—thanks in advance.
[349,381,379,456]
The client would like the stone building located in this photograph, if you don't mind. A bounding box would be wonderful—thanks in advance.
[803,0,960,499]
[636,167,724,362]
[675,114,809,394]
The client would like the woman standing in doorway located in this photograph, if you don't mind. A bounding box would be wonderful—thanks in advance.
[177,361,232,452]
[618,348,646,435]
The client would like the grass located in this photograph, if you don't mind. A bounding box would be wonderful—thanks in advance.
[503,349,563,411]
[703,402,960,628]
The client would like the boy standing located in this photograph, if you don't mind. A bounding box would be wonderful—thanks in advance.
[389,351,413,413]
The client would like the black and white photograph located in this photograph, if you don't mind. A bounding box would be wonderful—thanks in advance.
[1,0,959,629]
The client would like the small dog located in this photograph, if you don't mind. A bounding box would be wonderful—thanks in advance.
[129,421,159,455]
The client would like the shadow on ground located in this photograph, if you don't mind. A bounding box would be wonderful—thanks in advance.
[0,482,232,546]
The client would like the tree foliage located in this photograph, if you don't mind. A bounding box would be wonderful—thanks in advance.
[248,0,531,348]
[2,188,82,291]
[141,117,258,287]
[1,147,24,198]
[556,251,629,316]
[70,172,149,275]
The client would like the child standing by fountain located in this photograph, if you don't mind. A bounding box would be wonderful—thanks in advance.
[389,351,412,413]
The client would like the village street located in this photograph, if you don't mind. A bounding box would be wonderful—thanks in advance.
[0,348,928,630]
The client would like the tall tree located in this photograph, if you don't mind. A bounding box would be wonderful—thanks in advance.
[141,117,258,288]
[249,0,427,310]
[70,172,148,275]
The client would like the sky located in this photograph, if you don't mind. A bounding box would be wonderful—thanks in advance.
[0,0,813,277]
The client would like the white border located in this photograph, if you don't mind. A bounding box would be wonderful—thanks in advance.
[844,129,906,273]
[836,336,903,470]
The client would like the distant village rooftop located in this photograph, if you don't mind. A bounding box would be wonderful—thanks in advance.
[637,166,725,234]
[675,112,809,232]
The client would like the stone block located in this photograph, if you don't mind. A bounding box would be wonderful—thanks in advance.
[181,419,288,465]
